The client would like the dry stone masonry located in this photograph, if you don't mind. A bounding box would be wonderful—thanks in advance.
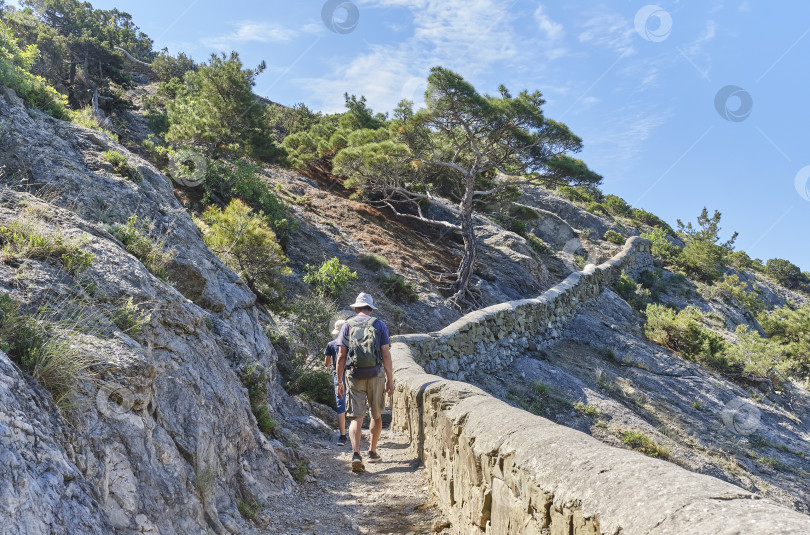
[396,237,654,380]
[389,238,810,534]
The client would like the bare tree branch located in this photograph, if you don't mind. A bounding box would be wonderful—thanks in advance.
[378,200,462,230]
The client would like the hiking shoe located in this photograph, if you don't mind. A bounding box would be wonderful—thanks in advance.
[337,434,347,446]
[351,452,365,473]
[367,451,381,463]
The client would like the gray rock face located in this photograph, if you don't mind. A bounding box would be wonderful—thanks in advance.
[0,92,293,533]
[482,288,810,512]
[519,186,635,243]
[474,222,550,304]
[0,352,112,535]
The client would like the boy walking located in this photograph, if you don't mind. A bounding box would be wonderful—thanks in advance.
[335,293,395,473]
[324,319,348,445]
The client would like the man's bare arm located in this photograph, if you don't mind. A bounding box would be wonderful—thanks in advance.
[381,344,394,396]
[336,346,348,383]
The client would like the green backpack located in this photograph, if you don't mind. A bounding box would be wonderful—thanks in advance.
[347,317,381,379]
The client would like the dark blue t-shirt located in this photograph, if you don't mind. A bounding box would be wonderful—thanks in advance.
[324,339,339,371]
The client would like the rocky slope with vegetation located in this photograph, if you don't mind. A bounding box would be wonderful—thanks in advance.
[0,89,298,534]
[1,0,809,532]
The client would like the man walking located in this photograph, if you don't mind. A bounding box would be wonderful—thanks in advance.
[335,292,395,473]
[324,319,348,445]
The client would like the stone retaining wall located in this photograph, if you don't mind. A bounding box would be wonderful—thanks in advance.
[388,236,810,533]
[389,346,810,534]
[394,237,654,380]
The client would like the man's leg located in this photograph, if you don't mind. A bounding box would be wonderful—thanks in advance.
[338,412,346,436]
[369,416,382,453]
[348,416,363,453]
[367,375,386,460]
[346,376,369,472]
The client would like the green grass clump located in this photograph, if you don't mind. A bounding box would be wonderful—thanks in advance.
[70,106,118,141]
[603,229,626,245]
[0,293,98,408]
[110,216,172,281]
[358,253,389,271]
[237,499,264,521]
[112,296,151,335]
[758,457,789,471]
[620,430,670,459]
[379,273,419,303]
[103,150,140,181]
[0,218,94,275]
[507,381,551,416]
[573,401,601,417]
[527,234,553,255]
[242,362,278,434]
[291,460,309,482]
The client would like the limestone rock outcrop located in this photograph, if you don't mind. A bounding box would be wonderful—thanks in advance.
[0,90,292,534]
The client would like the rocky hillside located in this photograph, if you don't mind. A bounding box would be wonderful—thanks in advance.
[2,65,809,535]
[0,87,298,534]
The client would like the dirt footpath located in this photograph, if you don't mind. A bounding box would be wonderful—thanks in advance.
[259,424,452,535]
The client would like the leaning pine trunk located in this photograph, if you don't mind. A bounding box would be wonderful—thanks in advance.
[452,213,477,300]
[450,171,478,308]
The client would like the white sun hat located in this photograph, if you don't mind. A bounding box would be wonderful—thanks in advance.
[348,292,377,310]
[330,319,346,337]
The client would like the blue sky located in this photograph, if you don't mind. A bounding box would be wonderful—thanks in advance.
[13,0,809,269]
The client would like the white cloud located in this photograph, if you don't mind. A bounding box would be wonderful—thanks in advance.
[301,23,324,35]
[616,57,665,94]
[678,20,716,78]
[299,0,523,113]
[534,5,564,41]
[683,20,716,56]
[578,10,636,56]
[587,106,671,175]
[201,22,299,50]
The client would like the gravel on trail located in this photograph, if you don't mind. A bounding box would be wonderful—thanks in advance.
[259,420,453,535]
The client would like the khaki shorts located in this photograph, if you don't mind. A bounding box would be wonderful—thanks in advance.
[346,373,386,420]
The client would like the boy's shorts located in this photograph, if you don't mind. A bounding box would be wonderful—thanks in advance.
[333,370,346,415]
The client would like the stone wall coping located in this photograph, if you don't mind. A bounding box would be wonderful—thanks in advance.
[390,342,810,534]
